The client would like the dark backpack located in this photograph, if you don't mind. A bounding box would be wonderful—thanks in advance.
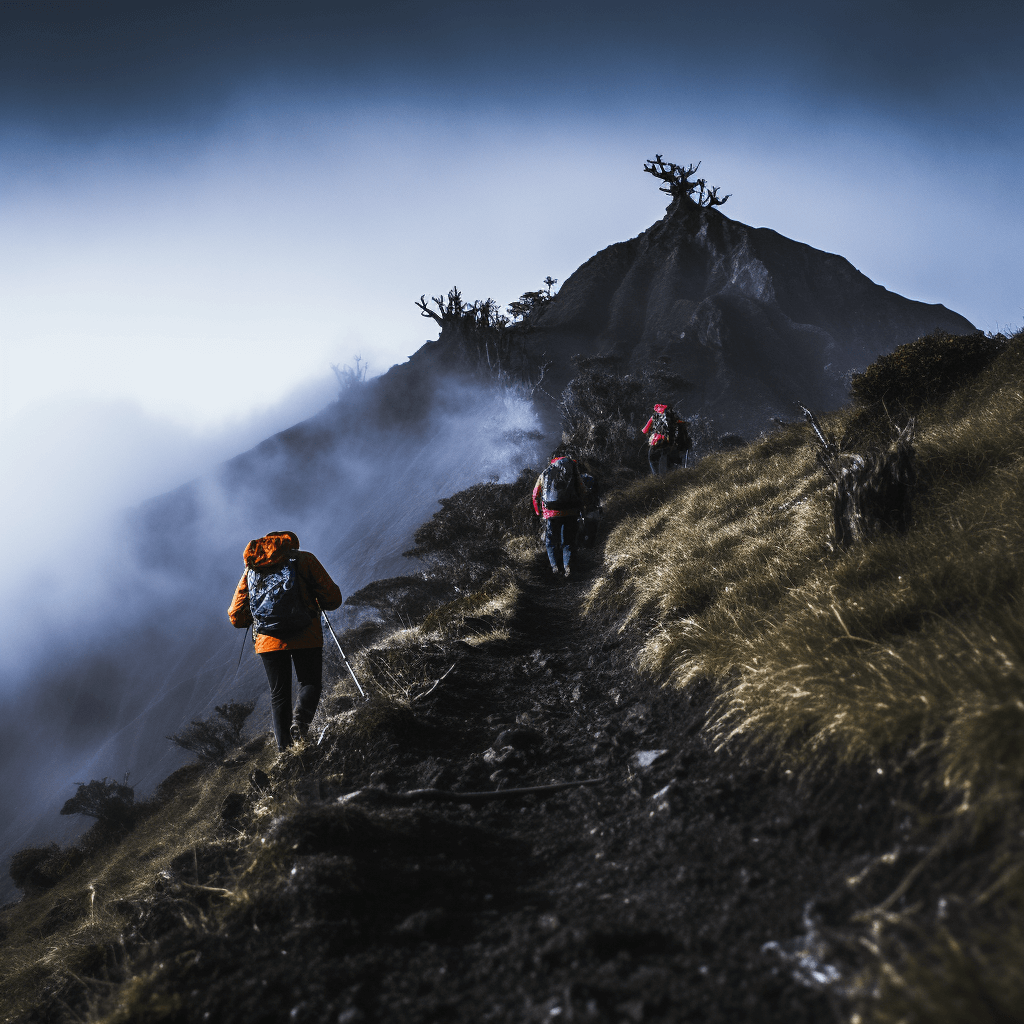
[542,458,580,511]
[247,552,313,638]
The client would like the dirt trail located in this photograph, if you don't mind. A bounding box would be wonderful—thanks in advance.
[289,549,844,1023]
[105,549,880,1023]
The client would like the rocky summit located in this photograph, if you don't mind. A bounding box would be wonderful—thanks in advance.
[525,198,974,436]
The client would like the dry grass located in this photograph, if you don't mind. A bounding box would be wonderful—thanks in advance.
[588,336,1024,799]
[587,332,1024,1019]
[862,909,1024,1024]
[0,749,278,1023]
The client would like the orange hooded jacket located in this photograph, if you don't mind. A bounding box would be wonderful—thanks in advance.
[227,531,343,654]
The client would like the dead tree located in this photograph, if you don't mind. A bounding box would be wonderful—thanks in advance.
[415,286,468,326]
[801,405,916,549]
[702,184,730,207]
[643,155,730,207]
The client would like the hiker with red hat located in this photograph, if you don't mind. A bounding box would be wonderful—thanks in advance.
[532,449,589,578]
[642,402,691,475]
[228,531,342,750]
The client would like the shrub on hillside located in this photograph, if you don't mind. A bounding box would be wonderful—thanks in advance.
[9,843,85,893]
[345,575,459,624]
[559,358,699,472]
[803,406,916,548]
[60,776,135,824]
[168,700,256,763]
[851,330,1006,410]
[403,468,538,587]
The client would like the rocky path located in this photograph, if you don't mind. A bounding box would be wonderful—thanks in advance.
[286,550,844,1023]
[121,550,873,1023]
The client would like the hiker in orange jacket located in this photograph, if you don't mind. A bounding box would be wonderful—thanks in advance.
[642,403,690,475]
[532,451,588,578]
[228,531,342,750]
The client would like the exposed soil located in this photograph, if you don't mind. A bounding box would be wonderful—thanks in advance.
[94,543,913,1024]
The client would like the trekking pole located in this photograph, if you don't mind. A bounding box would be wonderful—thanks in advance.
[231,624,250,680]
[319,605,368,700]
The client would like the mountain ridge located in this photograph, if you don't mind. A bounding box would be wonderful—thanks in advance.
[5,324,1022,1023]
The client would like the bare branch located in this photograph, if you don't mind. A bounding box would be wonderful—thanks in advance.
[415,294,444,325]
[338,777,606,806]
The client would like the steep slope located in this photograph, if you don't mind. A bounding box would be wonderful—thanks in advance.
[0,352,544,900]
[4,329,1021,1024]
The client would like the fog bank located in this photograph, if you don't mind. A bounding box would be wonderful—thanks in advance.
[0,367,544,896]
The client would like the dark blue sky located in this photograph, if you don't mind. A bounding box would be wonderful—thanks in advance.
[3,1,1022,140]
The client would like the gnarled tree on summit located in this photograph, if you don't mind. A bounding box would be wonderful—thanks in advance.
[643,155,731,207]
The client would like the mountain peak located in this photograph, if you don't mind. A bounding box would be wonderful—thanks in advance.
[525,200,974,436]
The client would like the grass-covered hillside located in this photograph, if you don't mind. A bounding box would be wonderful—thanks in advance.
[588,328,1024,1020]
[2,329,1022,1024]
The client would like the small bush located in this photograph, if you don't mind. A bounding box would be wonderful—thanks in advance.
[168,700,256,763]
[851,331,1006,410]
[403,468,538,587]
[9,843,85,892]
[345,575,458,625]
[60,777,135,824]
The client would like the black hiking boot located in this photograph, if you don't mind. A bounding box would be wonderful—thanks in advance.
[289,721,306,745]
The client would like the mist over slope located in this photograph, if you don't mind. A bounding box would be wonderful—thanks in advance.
[0,353,543,895]
[0,193,975,897]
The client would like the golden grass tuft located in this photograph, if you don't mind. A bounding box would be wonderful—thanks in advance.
[588,339,1024,800]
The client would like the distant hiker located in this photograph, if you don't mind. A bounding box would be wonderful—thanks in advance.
[642,403,691,476]
[228,531,343,751]
[533,451,589,577]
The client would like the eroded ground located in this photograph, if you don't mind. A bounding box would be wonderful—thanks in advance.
[60,544,916,1024]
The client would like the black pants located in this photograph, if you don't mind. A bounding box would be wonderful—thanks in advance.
[649,444,684,476]
[545,516,579,572]
[259,647,323,749]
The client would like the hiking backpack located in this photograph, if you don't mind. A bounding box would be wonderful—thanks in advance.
[542,457,580,511]
[650,408,675,444]
[246,552,313,638]
[651,408,691,450]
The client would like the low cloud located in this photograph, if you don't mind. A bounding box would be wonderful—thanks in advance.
[0,366,544,895]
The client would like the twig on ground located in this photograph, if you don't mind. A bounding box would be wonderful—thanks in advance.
[338,778,605,806]
[413,663,456,702]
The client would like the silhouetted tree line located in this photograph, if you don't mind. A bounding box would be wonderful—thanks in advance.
[415,279,558,391]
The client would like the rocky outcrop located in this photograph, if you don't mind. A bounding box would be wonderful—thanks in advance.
[526,199,975,436]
